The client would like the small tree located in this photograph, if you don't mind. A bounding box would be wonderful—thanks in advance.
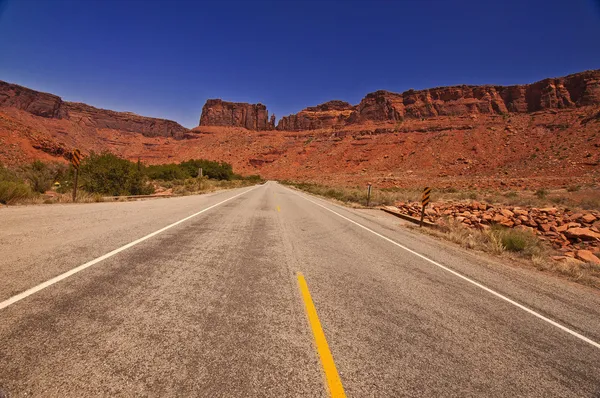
[79,152,154,196]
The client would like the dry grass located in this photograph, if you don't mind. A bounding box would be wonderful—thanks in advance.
[411,218,600,289]
[283,181,600,211]
[18,191,105,205]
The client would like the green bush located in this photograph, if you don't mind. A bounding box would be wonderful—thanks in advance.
[0,163,20,183]
[491,226,542,256]
[145,163,189,181]
[180,159,234,180]
[20,160,64,193]
[145,159,235,181]
[79,152,154,196]
[0,180,34,204]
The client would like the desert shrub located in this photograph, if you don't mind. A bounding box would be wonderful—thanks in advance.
[79,152,154,196]
[145,159,235,181]
[180,159,234,180]
[491,226,542,256]
[566,185,581,192]
[19,160,63,193]
[145,163,189,181]
[535,188,548,199]
[0,180,34,204]
[0,163,20,183]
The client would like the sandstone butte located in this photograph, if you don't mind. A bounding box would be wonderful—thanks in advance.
[0,69,599,189]
[199,99,275,131]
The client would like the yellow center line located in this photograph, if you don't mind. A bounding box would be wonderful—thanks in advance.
[277,205,281,212]
[297,273,346,398]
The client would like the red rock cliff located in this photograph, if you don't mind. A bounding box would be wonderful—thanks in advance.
[199,99,275,130]
[0,80,66,118]
[0,80,188,138]
[64,102,188,138]
[352,70,600,122]
[278,70,600,130]
[276,100,354,131]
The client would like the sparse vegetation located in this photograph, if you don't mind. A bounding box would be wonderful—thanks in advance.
[146,159,235,181]
[492,225,543,256]
[20,160,65,193]
[0,155,261,206]
[282,181,600,211]
[283,180,600,288]
[78,152,155,196]
[0,180,34,204]
[420,218,599,288]
[0,163,34,204]
[535,188,548,199]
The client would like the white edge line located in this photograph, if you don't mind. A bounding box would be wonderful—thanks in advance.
[0,186,259,311]
[285,186,600,350]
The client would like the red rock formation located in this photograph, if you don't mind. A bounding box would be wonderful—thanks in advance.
[64,102,188,138]
[0,80,65,118]
[0,80,188,138]
[199,99,274,130]
[277,100,354,131]
[280,70,600,129]
[350,71,600,123]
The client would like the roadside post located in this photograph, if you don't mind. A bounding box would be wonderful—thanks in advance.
[71,149,81,202]
[420,186,431,227]
[199,167,203,178]
[367,183,372,207]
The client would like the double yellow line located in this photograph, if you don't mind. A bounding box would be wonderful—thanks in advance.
[297,273,346,398]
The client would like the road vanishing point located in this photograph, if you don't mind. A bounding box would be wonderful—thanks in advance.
[1,181,600,397]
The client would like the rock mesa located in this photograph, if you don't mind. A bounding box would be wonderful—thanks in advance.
[278,70,600,130]
[199,99,275,131]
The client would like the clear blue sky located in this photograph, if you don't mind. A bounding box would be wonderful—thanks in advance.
[1,0,599,128]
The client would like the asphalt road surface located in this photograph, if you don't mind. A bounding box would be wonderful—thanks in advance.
[1,181,600,397]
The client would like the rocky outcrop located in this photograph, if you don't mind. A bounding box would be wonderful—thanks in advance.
[389,201,600,258]
[277,100,354,131]
[199,99,274,130]
[0,80,65,118]
[352,70,600,122]
[64,102,188,138]
[278,70,600,130]
[0,80,188,138]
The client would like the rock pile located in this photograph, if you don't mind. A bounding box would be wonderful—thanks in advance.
[392,201,600,263]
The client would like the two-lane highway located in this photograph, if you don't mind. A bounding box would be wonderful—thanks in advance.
[1,182,600,397]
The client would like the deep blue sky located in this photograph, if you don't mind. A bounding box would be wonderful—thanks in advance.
[1,0,599,128]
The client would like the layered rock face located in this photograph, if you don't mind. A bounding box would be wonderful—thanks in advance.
[276,100,354,130]
[64,102,188,138]
[279,70,600,130]
[199,99,275,130]
[0,80,188,138]
[0,80,65,118]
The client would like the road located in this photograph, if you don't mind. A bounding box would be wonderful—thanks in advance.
[1,181,600,397]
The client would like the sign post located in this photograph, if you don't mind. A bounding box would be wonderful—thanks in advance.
[71,149,81,202]
[366,183,372,207]
[420,186,431,227]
